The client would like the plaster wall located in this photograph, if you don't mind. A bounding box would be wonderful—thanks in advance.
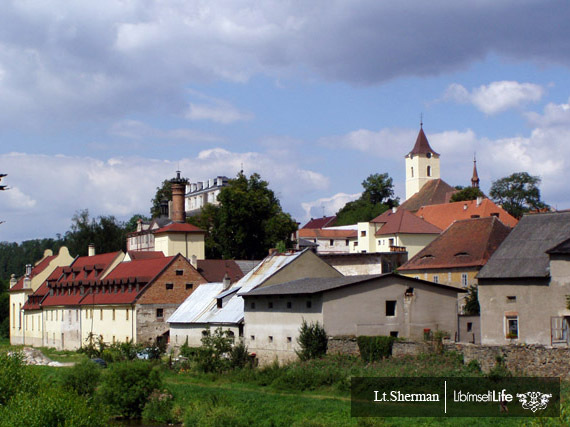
[405,153,440,200]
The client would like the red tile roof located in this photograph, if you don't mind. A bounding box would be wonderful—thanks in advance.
[9,254,57,291]
[399,217,512,271]
[154,223,204,233]
[298,228,357,239]
[415,198,518,230]
[127,251,165,260]
[197,259,244,283]
[371,209,441,235]
[102,256,174,285]
[301,216,337,229]
[399,179,457,212]
[408,127,439,156]
[22,281,50,310]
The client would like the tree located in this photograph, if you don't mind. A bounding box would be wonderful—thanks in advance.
[124,214,150,233]
[191,172,298,260]
[296,320,328,361]
[64,210,127,256]
[489,172,549,219]
[335,173,399,225]
[150,179,172,218]
[463,285,480,315]
[450,186,485,203]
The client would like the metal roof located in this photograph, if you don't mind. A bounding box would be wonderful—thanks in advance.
[167,282,225,323]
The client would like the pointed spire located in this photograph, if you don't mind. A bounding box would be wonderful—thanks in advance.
[408,125,439,156]
[471,153,480,188]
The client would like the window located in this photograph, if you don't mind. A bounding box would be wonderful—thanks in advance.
[411,167,414,177]
[287,337,292,343]
[361,230,366,237]
[389,238,394,247]
[306,301,312,309]
[112,309,116,321]
[345,240,349,246]
[250,302,255,309]
[386,300,397,317]
[354,242,358,247]
[100,309,103,320]
[433,275,439,284]
[329,239,334,246]
[126,309,129,320]
[175,270,184,276]
[506,316,518,339]
[250,335,255,341]
[268,336,273,342]
[268,302,273,309]
[427,166,431,177]
[186,283,193,290]
[461,273,468,287]
[166,283,174,290]
[156,308,164,319]
[390,331,399,338]
[467,322,473,332]
[506,296,517,303]
[286,301,292,309]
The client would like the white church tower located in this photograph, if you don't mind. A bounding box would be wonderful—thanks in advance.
[405,124,440,200]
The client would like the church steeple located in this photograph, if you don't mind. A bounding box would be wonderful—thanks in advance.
[405,124,441,200]
[471,154,480,188]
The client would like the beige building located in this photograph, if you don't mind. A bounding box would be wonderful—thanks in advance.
[243,274,465,364]
[185,176,229,215]
[9,247,73,346]
[478,211,570,346]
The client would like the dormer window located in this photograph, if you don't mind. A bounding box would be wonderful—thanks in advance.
[454,252,469,257]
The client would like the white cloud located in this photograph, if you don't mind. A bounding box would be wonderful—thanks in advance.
[0,148,329,241]
[186,102,254,124]
[525,99,570,128]
[301,192,360,222]
[444,81,545,114]
[109,120,223,142]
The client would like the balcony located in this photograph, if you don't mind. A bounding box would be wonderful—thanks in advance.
[389,245,406,252]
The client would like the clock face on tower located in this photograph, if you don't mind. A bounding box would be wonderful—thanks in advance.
[426,152,432,159]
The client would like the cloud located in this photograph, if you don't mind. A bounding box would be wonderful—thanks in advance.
[301,192,360,222]
[0,148,329,241]
[320,128,417,158]
[444,81,545,114]
[0,1,569,126]
[109,120,223,142]
[525,98,570,128]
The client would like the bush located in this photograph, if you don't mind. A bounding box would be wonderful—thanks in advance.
[97,360,162,418]
[142,389,177,424]
[296,320,328,361]
[61,359,102,398]
[230,340,250,369]
[357,336,396,362]
[0,351,38,405]
[197,327,234,373]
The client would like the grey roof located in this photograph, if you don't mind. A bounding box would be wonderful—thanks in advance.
[546,237,570,255]
[478,211,570,279]
[167,282,225,323]
[234,260,262,276]
[244,273,466,296]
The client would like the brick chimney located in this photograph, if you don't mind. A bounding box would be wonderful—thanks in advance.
[170,171,188,223]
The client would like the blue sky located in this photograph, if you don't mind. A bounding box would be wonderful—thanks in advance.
[1,1,570,242]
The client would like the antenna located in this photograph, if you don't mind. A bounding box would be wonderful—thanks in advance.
[420,113,423,128]
[321,204,325,218]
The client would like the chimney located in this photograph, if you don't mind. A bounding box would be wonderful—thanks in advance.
[392,207,397,213]
[190,254,197,270]
[25,264,32,277]
[222,273,231,290]
[88,244,96,257]
[23,265,32,289]
[170,171,188,223]
[10,274,16,288]
[476,196,483,207]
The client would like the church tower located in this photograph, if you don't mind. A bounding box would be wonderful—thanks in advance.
[471,155,480,188]
[405,124,440,200]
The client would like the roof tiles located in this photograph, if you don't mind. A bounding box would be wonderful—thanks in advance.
[371,209,441,235]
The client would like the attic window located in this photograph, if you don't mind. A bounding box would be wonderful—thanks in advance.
[186,283,193,290]
[470,215,480,218]
[404,287,414,296]
[165,283,174,290]
[491,212,500,217]
[420,254,434,259]
[217,299,222,309]
[176,270,183,276]
[454,252,469,257]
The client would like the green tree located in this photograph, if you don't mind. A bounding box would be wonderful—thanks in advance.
[150,180,172,218]
[335,173,399,225]
[489,172,549,219]
[450,186,485,202]
[124,214,149,233]
[64,210,126,257]
[463,285,480,315]
[191,172,297,260]
[296,320,328,361]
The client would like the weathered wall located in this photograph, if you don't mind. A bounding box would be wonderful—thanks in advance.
[457,315,480,344]
[327,336,360,356]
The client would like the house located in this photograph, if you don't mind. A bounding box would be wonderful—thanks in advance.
[477,211,570,346]
[318,252,407,276]
[243,273,466,363]
[352,208,441,258]
[301,216,337,229]
[168,249,343,348]
[40,250,125,350]
[185,176,229,216]
[297,227,357,253]
[415,198,518,230]
[398,217,511,289]
[9,246,74,345]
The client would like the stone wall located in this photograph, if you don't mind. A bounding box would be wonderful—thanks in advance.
[392,341,431,357]
[446,343,570,378]
[327,336,360,356]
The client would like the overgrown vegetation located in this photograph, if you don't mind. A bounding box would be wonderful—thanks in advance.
[296,320,328,361]
[357,336,397,362]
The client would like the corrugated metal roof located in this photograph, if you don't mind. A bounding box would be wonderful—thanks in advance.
[167,282,225,323]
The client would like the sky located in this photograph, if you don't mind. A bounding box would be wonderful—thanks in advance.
[1,0,570,242]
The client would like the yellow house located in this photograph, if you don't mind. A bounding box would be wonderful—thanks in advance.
[153,223,205,260]
[350,208,441,258]
[9,247,73,346]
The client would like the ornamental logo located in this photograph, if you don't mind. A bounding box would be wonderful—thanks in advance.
[516,391,552,412]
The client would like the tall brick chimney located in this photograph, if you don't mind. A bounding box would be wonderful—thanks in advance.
[170,171,188,223]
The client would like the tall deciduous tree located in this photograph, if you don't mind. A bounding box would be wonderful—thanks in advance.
[150,180,172,218]
[450,186,485,202]
[335,173,399,225]
[64,210,127,256]
[189,172,297,260]
[489,172,549,219]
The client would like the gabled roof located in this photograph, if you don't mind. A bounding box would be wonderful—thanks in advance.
[9,254,57,291]
[301,216,337,229]
[371,209,441,235]
[407,127,439,156]
[244,272,465,296]
[54,251,122,286]
[154,223,204,234]
[415,198,518,230]
[546,238,570,255]
[399,217,511,271]
[22,281,50,310]
[126,251,165,260]
[101,256,174,285]
[196,259,244,283]
[478,211,570,280]
[298,228,357,239]
[167,282,226,323]
[399,179,456,212]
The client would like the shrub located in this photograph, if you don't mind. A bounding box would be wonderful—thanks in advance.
[142,389,177,424]
[0,351,38,405]
[296,320,328,361]
[197,327,234,373]
[230,340,250,369]
[97,360,162,418]
[61,359,102,398]
[357,336,396,362]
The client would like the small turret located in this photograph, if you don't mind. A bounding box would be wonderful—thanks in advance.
[471,155,480,188]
